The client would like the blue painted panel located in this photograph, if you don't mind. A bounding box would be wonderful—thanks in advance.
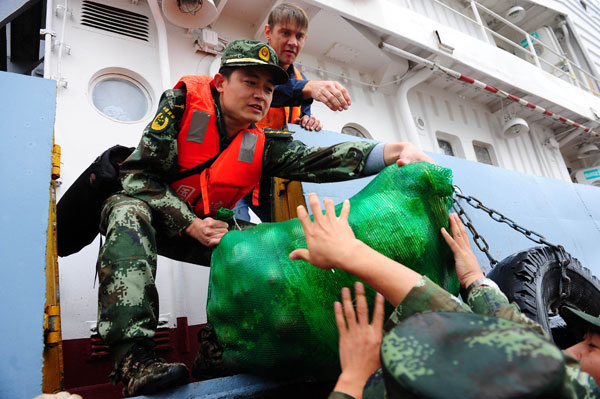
[290,125,600,277]
[0,71,56,399]
[0,0,31,25]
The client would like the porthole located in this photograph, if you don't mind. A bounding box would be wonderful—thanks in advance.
[90,72,152,122]
[341,123,373,139]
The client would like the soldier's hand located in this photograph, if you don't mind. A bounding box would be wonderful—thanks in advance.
[293,115,323,131]
[185,217,228,247]
[290,194,360,269]
[383,142,435,166]
[333,282,384,397]
[441,213,484,288]
[303,80,351,111]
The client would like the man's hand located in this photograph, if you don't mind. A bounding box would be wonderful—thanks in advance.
[383,142,435,167]
[293,115,323,131]
[333,282,385,399]
[184,217,229,247]
[440,213,484,288]
[303,80,351,111]
[289,193,361,269]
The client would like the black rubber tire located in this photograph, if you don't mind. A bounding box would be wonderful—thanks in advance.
[487,246,600,349]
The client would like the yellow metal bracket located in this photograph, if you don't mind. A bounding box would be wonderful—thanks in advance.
[45,305,62,345]
[52,144,61,180]
[43,142,64,393]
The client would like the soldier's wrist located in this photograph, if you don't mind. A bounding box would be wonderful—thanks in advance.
[333,372,365,398]
[460,272,485,290]
[460,277,499,299]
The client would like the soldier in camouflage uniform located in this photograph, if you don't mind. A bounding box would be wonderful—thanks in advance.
[290,194,600,399]
[97,38,433,397]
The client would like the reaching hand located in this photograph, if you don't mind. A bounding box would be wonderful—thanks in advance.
[383,142,435,167]
[289,193,361,269]
[293,115,323,131]
[333,282,385,399]
[184,217,229,247]
[303,80,352,111]
[440,213,484,288]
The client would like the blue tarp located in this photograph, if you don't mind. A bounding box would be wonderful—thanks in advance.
[0,71,56,399]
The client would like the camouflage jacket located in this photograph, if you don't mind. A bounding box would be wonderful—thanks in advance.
[329,277,600,399]
[119,85,377,237]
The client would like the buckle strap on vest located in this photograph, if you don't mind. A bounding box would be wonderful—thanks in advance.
[164,153,219,184]
[200,169,210,214]
[252,183,260,207]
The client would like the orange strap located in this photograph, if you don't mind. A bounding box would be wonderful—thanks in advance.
[200,169,210,215]
[252,183,260,206]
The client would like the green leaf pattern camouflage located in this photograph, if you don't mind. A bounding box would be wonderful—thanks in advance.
[330,277,599,399]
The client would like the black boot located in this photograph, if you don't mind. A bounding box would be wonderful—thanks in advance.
[192,323,229,380]
[110,339,189,397]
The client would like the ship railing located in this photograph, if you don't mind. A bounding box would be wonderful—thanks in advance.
[420,0,600,96]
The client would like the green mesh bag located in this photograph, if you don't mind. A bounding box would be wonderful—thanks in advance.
[207,162,458,379]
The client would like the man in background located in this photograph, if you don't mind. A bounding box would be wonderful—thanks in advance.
[260,2,352,132]
[236,2,355,222]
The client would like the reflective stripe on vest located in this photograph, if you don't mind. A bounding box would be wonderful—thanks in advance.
[256,65,304,130]
[170,75,265,217]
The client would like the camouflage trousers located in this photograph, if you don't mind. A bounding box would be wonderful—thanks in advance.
[97,194,215,353]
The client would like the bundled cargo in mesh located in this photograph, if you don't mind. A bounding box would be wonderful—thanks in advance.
[207,162,459,379]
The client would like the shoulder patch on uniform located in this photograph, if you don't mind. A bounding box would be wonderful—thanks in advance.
[263,128,293,138]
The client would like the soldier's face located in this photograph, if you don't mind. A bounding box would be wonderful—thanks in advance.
[565,331,600,384]
[215,67,274,132]
[264,21,307,70]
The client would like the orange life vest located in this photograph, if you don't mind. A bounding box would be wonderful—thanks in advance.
[256,65,304,129]
[170,75,265,217]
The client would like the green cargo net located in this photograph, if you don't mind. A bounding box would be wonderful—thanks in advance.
[207,162,458,379]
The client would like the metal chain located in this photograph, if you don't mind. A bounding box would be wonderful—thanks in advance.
[556,246,572,302]
[451,193,498,266]
[453,190,557,248]
[451,186,572,300]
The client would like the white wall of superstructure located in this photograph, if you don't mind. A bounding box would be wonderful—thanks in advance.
[311,0,600,121]
[51,0,591,340]
[408,86,571,180]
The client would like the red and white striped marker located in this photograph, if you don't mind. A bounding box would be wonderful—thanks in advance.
[379,42,600,137]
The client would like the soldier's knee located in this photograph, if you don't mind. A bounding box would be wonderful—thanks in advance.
[101,194,153,234]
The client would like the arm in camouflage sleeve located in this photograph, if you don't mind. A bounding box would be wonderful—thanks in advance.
[378,212,536,334]
[263,136,378,182]
[466,286,549,337]
[441,213,549,337]
[263,133,434,181]
[120,89,197,237]
[382,276,471,334]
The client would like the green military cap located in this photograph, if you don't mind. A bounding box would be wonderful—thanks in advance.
[368,311,567,399]
[562,306,600,339]
[220,39,288,85]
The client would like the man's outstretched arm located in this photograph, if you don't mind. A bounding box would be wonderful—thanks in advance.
[289,194,421,306]
[289,195,486,305]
